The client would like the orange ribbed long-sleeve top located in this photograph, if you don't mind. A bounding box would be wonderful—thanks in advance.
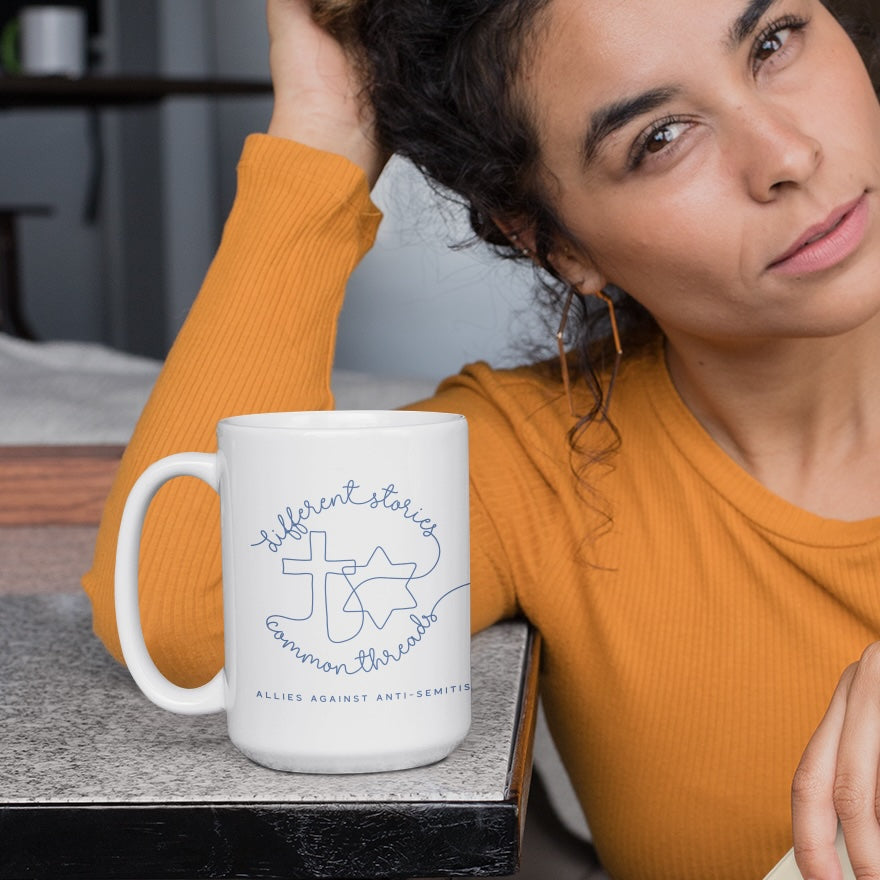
[83,135,880,880]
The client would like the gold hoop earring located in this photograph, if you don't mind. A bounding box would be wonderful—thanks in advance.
[556,286,622,419]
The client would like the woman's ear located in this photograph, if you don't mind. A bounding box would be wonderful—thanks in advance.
[494,217,608,293]
[548,242,607,295]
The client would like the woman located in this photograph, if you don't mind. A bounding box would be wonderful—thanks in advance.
[83,0,880,877]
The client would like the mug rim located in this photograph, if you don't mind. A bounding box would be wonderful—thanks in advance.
[218,410,465,432]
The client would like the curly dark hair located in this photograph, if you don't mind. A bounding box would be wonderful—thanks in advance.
[322,0,879,429]
[354,0,655,432]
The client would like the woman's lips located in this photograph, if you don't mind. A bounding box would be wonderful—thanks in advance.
[768,194,869,276]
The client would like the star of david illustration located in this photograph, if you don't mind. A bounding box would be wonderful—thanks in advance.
[281,531,418,633]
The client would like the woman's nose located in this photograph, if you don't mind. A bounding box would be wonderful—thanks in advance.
[732,101,823,201]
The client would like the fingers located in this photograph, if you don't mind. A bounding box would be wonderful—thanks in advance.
[793,668,851,880]
[832,646,880,878]
[794,648,880,880]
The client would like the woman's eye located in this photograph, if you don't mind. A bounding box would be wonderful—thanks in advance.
[629,119,689,168]
[645,123,681,154]
[751,15,809,71]
[754,26,792,63]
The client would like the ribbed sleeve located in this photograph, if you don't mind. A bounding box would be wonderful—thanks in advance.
[82,136,382,685]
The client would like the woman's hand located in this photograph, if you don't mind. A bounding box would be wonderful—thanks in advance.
[265,0,385,186]
[792,643,880,879]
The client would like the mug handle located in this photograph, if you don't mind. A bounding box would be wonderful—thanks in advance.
[114,452,225,715]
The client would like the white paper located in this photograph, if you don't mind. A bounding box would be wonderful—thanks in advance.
[764,826,855,880]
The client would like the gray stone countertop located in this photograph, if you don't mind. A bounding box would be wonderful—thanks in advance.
[1,592,530,806]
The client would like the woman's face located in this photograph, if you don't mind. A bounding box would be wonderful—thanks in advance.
[529,0,880,345]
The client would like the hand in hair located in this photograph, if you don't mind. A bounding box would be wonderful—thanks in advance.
[265,0,385,186]
[311,0,360,45]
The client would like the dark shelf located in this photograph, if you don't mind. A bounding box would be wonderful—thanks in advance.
[0,75,273,107]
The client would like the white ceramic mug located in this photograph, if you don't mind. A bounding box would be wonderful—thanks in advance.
[115,410,471,774]
[20,6,86,77]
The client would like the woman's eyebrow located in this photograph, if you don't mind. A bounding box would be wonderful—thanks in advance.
[579,0,780,167]
[581,87,679,166]
[726,0,777,49]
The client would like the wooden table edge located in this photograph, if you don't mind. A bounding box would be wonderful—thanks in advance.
[506,625,541,871]
[0,444,124,526]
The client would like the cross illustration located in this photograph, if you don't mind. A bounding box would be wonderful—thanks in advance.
[281,531,356,621]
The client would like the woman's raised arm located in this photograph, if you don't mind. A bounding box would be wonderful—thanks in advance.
[266,0,385,186]
[82,1,384,684]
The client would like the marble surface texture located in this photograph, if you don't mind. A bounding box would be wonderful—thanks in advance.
[1,593,528,806]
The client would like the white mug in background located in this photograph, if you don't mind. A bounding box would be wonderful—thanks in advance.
[115,410,471,774]
[20,6,86,77]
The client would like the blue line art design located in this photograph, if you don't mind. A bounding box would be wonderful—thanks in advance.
[281,531,355,621]
[429,582,469,616]
[263,579,471,677]
[341,546,418,631]
[258,478,466,674]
